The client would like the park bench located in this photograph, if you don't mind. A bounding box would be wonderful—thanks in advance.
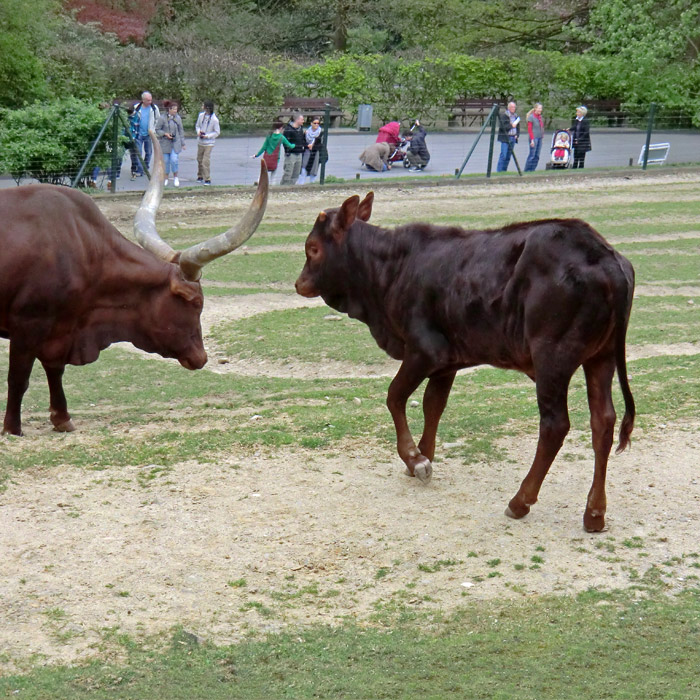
[585,99,624,126]
[278,97,344,127]
[448,98,498,127]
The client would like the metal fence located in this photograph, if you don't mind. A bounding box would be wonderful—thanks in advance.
[1,103,698,193]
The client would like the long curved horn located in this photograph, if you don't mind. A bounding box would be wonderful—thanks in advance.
[177,160,269,281]
[133,128,177,263]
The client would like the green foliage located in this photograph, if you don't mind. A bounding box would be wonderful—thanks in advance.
[0,99,113,184]
[0,0,62,107]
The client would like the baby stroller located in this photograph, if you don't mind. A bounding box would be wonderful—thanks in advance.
[389,138,409,165]
[546,129,572,169]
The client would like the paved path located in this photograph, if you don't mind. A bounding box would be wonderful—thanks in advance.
[2,129,699,192]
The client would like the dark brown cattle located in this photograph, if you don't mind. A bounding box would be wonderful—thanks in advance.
[0,133,269,436]
[295,192,635,531]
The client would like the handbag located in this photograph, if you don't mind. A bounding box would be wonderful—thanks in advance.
[262,144,280,172]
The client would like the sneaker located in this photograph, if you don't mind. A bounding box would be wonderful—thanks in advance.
[173,177,179,187]
[204,180,211,186]
[196,178,203,184]
[130,173,136,181]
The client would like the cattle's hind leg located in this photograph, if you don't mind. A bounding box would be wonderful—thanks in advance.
[506,366,573,520]
[42,362,75,432]
[582,356,617,532]
[387,359,432,483]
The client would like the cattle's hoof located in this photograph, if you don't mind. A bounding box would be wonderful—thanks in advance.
[2,427,23,437]
[53,419,76,433]
[505,499,530,520]
[414,458,432,484]
[583,511,606,533]
[404,457,433,484]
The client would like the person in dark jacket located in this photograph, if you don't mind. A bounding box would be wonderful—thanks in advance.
[570,105,592,169]
[497,101,520,172]
[280,113,306,185]
[404,120,430,171]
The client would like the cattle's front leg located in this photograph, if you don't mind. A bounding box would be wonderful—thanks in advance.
[417,372,456,462]
[387,359,432,482]
[3,344,36,436]
[42,362,76,432]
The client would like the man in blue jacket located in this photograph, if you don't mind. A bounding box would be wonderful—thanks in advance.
[133,91,160,176]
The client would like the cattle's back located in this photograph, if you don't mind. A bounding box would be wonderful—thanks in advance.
[347,218,633,369]
[0,185,131,332]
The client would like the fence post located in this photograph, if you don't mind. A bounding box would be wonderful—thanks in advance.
[320,103,331,185]
[642,103,657,170]
[110,108,120,192]
[486,105,498,179]
[72,105,117,188]
[456,103,499,179]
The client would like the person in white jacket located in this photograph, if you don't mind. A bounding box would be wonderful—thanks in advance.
[195,100,220,185]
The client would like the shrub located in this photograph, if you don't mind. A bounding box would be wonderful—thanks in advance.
[0,99,115,184]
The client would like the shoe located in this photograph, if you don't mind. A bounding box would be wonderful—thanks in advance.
[409,167,420,172]
[204,180,211,186]
[196,178,203,184]
[173,177,179,187]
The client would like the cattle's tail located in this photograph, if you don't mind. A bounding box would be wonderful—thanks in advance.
[615,267,636,454]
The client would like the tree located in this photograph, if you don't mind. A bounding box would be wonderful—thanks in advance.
[0,0,61,107]
[583,0,700,62]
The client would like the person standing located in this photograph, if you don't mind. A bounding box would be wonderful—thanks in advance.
[571,105,591,169]
[497,101,520,172]
[155,100,186,187]
[524,102,544,172]
[298,117,322,184]
[125,105,141,180]
[195,100,220,185]
[280,113,305,185]
[251,121,294,184]
[133,91,160,176]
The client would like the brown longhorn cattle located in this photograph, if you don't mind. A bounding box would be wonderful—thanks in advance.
[0,133,269,436]
[295,192,635,531]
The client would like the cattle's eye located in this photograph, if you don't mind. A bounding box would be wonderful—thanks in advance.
[307,243,321,260]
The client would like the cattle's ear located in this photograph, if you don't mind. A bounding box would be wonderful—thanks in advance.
[357,192,374,222]
[170,272,201,302]
[331,195,360,244]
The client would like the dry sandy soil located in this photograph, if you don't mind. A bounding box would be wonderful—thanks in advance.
[1,172,699,673]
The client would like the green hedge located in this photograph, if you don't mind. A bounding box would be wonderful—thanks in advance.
[86,48,697,127]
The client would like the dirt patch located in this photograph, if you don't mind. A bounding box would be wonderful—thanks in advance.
[2,172,700,672]
[3,424,700,671]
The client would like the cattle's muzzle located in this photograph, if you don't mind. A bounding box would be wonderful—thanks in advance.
[295,274,319,298]
[179,349,207,370]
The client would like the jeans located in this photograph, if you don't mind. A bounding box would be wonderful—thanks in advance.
[163,151,179,176]
[524,138,542,172]
[497,137,516,172]
[128,144,139,174]
[134,133,152,175]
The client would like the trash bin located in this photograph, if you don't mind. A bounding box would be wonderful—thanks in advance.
[358,104,373,131]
